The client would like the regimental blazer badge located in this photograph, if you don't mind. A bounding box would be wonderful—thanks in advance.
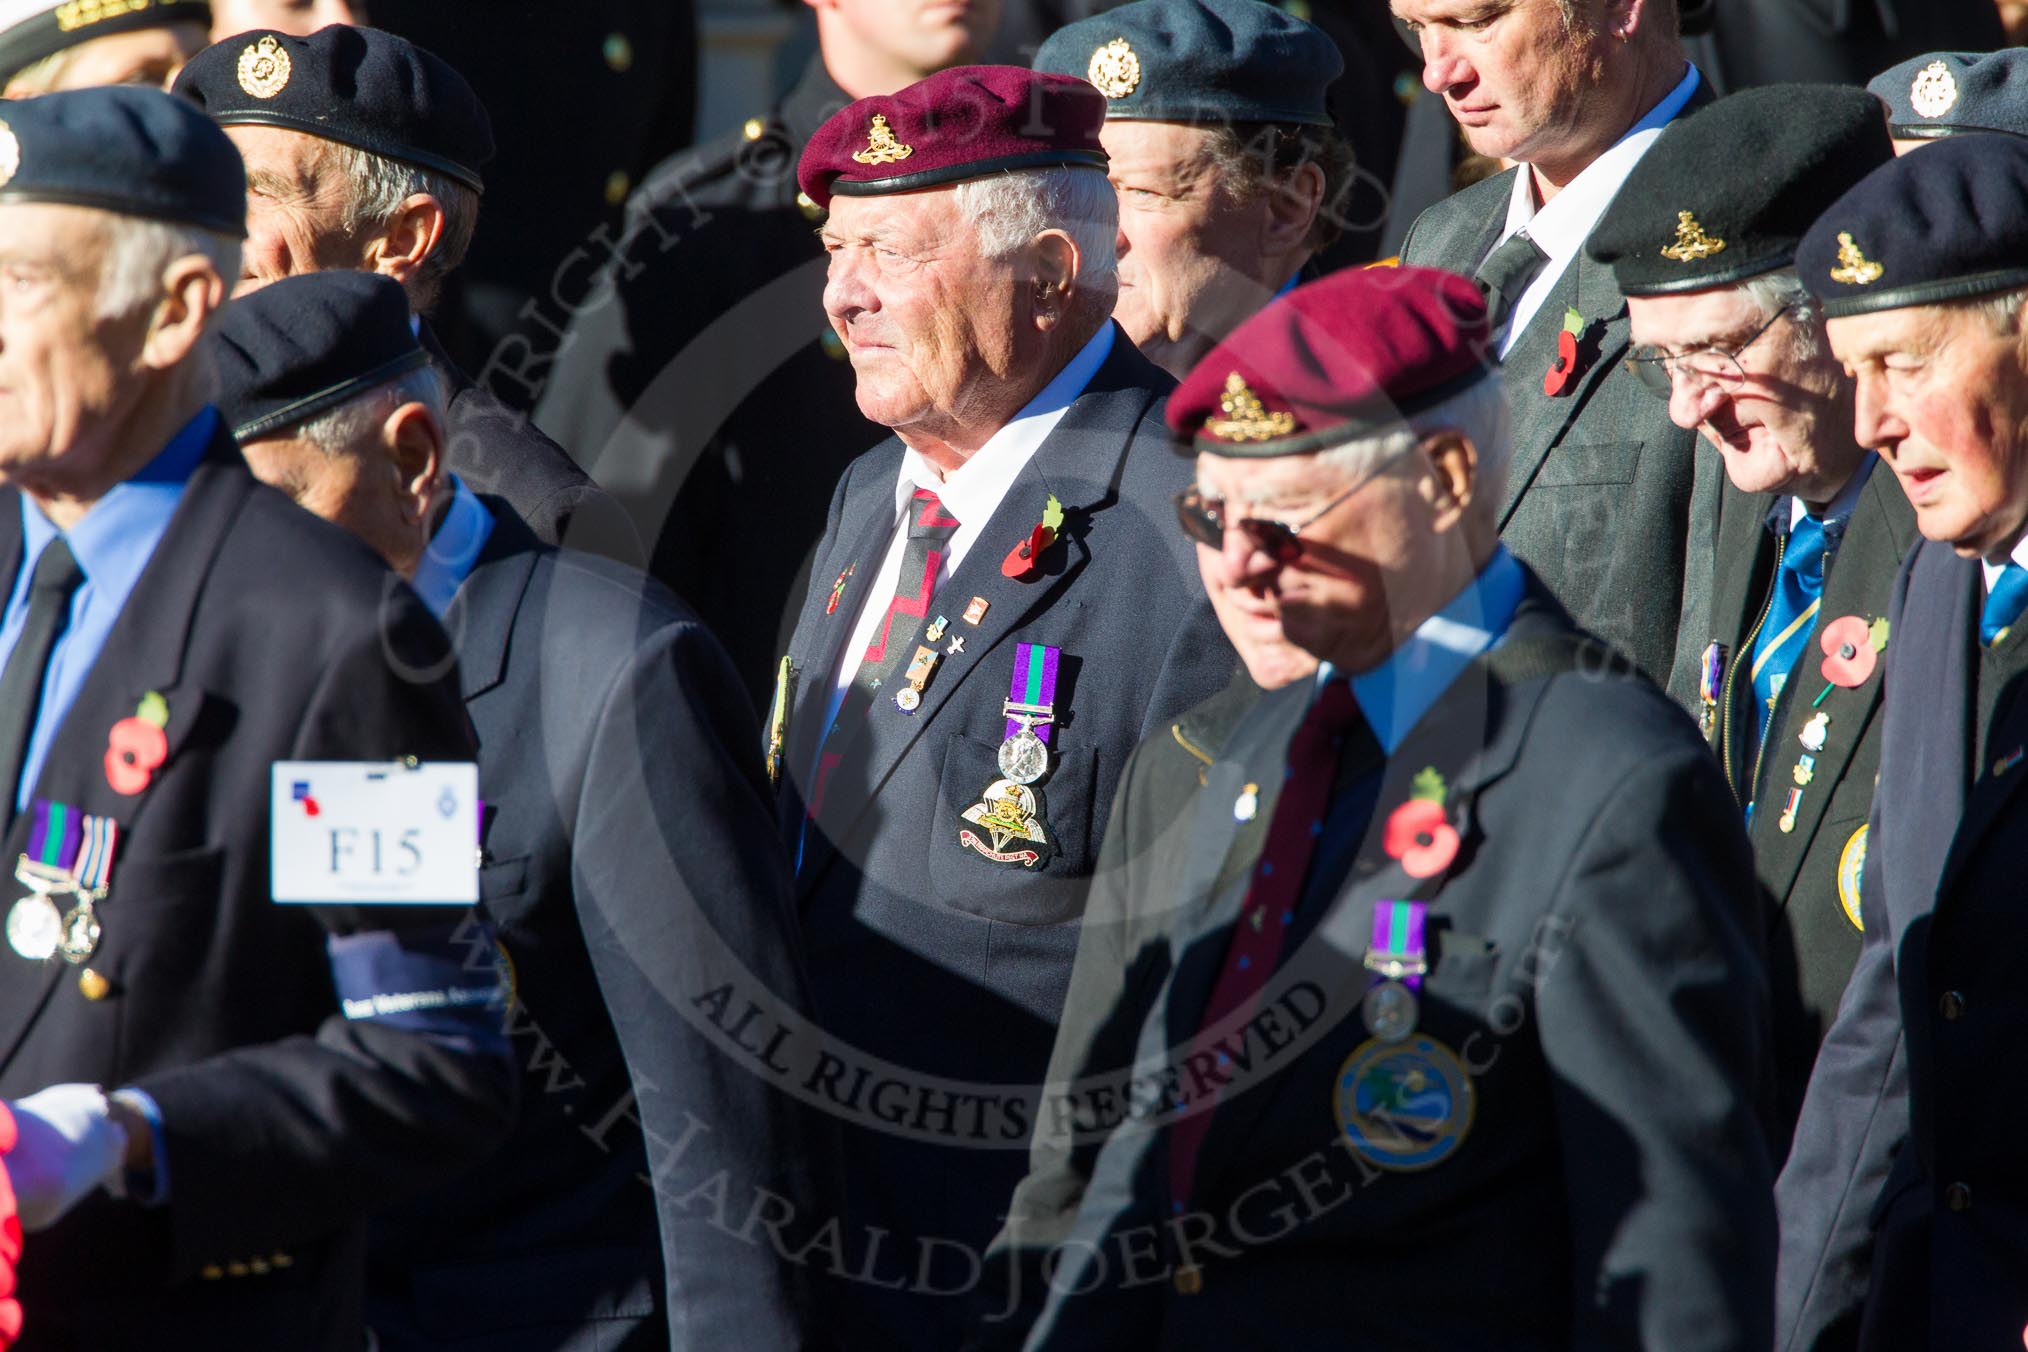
[958,779,1053,868]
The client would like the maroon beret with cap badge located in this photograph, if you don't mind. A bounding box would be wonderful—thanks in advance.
[797,65,1108,210]
[1169,266,1497,457]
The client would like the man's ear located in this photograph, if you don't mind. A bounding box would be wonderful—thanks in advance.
[384,400,446,527]
[1262,162,1325,260]
[362,192,446,290]
[1028,229,1081,333]
[1419,429,1479,529]
[1601,0,1649,40]
[139,255,228,372]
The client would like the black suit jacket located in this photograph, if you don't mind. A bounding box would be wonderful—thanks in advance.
[1777,540,2028,1351]
[368,503,826,1351]
[979,575,1776,1350]
[777,331,1235,1352]
[1702,467,1916,1149]
[0,427,514,1351]
[1399,76,1722,703]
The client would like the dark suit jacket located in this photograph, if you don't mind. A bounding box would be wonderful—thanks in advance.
[978,575,1776,1351]
[1703,467,1917,1148]
[420,323,638,561]
[1399,80,1722,702]
[368,504,826,1351]
[1776,540,2028,1352]
[777,331,1235,1352]
[0,427,514,1351]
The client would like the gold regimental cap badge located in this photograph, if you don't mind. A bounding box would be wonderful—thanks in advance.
[237,33,292,99]
[1088,38,1142,99]
[0,120,18,191]
[1910,60,1958,119]
[851,113,914,167]
[1205,372,1298,443]
[1829,232,1884,286]
[1658,210,1726,263]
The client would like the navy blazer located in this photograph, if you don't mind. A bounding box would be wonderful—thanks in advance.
[776,330,1235,1352]
[368,503,828,1351]
[0,428,513,1351]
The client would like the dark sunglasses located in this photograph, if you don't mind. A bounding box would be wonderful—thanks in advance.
[1173,443,1416,561]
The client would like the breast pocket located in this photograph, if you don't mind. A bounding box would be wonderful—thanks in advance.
[925,731,1099,927]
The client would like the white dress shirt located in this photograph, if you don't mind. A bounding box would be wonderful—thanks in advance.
[1492,64,1701,357]
[1981,530,2028,593]
[819,323,1116,753]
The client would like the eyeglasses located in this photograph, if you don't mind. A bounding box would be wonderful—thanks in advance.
[1625,303,1794,402]
[1173,443,1416,562]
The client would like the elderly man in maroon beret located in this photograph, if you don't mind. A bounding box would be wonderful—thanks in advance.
[972,264,1777,1350]
[773,64,1234,1352]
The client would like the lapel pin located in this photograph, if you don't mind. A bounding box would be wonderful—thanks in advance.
[1996,746,2024,777]
[1234,782,1258,822]
[1383,767,1459,879]
[105,692,170,796]
[963,596,990,626]
[1001,494,1065,581]
[1799,711,1830,753]
[946,636,965,657]
[925,615,949,642]
[1542,307,1587,397]
[1819,614,1883,687]
[826,564,856,616]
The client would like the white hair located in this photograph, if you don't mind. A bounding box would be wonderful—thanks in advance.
[291,366,446,456]
[94,217,242,323]
[1740,268,1823,360]
[1956,285,2028,333]
[328,141,479,313]
[1309,373,1514,512]
[951,166,1118,325]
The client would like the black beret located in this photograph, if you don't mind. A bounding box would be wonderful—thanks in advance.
[172,25,493,193]
[1586,84,1892,297]
[0,84,243,235]
[1798,133,2028,320]
[1034,0,1340,128]
[0,0,209,84]
[210,270,429,443]
[1868,51,2028,141]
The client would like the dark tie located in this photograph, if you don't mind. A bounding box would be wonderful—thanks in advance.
[1750,512,1827,743]
[1983,562,2028,647]
[806,489,961,823]
[1473,230,1549,335]
[0,537,83,817]
[1169,679,1364,1207]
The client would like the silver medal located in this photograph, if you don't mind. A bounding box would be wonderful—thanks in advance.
[7,894,62,961]
[1361,980,1419,1042]
[894,687,922,713]
[57,898,100,965]
[997,723,1050,784]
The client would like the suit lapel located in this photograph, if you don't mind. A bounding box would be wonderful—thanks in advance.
[1499,249,1632,529]
[443,500,541,706]
[1937,577,2028,906]
[1712,483,1779,798]
[1884,543,1975,925]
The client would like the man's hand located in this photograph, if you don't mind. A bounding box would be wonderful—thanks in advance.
[5,1085,128,1232]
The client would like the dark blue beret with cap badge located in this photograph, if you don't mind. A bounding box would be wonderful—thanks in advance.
[1868,50,2028,141]
[0,0,210,85]
[171,24,493,193]
[1798,133,2028,319]
[0,84,244,237]
[1033,0,1340,128]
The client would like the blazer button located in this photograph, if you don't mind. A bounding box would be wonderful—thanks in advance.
[1940,991,1967,1021]
[199,1264,223,1281]
[1172,1264,1203,1296]
[1946,1182,1973,1213]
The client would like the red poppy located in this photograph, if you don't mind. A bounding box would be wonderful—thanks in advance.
[105,717,168,796]
[1542,328,1581,397]
[1818,615,1878,688]
[1002,522,1055,580]
[1384,798,1460,879]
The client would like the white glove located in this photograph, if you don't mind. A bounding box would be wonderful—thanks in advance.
[5,1084,127,1231]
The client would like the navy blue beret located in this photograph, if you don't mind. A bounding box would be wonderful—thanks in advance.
[1798,133,2028,319]
[172,25,493,193]
[1868,51,2028,141]
[0,84,243,236]
[210,270,429,443]
[1588,85,1893,296]
[1034,0,1340,128]
[0,0,210,84]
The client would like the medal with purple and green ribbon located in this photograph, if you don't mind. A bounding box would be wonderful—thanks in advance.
[997,643,1060,785]
[6,800,118,964]
[1361,899,1428,1042]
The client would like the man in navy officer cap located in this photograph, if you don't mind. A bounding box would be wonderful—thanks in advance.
[1587,83,1914,1151]
[1780,133,2028,1352]
[1868,49,2028,154]
[0,85,512,1351]
[1032,0,1353,380]
[171,25,628,556]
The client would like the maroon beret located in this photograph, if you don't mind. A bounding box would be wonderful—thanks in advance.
[1169,265,1496,457]
[798,65,1108,210]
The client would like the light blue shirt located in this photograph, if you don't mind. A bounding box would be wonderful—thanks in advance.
[410,475,494,619]
[0,408,217,811]
[1321,545,1526,753]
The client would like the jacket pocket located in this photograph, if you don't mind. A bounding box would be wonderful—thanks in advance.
[926,731,1099,927]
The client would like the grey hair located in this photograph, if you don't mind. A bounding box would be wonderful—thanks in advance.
[1310,373,1514,513]
[329,141,479,314]
[951,166,1118,325]
[1955,286,2028,334]
[1740,268,1823,361]
[290,365,446,456]
[95,217,242,324]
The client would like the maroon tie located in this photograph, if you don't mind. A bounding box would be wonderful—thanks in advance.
[1169,678,1363,1206]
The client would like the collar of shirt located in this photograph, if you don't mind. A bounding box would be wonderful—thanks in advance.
[1495,63,1701,355]
[410,475,495,619]
[891,321,1115,573]
[1317,544,1526,753]
[5,405,217,810]
[1772,452,1876,544]
[1983,528,2028,592]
